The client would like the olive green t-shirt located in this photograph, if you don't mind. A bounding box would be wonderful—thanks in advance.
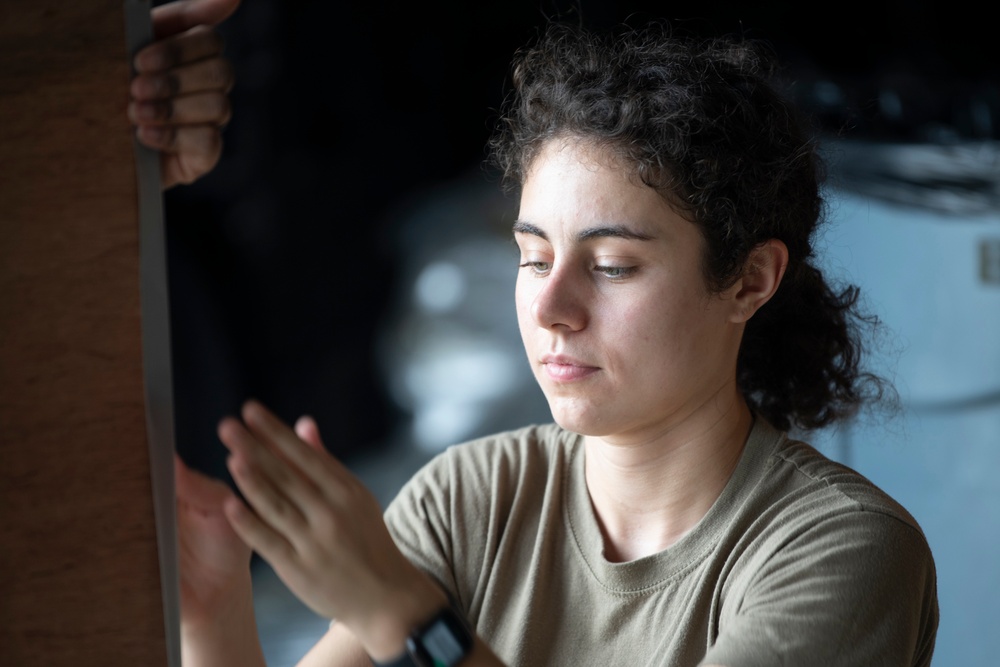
[384,419,938,666]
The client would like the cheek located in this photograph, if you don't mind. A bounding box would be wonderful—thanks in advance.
[604,293,693,359]
[515,270,542,311]
[514,278,535,336]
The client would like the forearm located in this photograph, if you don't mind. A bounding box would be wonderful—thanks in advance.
[180,573,267,667]
[355,580,507,667]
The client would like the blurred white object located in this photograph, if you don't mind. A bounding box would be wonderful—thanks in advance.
[820,187,1000,406]
[380,177,551,452]
[815,140,1000,666]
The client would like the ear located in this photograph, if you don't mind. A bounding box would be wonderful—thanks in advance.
[728,239,789,323]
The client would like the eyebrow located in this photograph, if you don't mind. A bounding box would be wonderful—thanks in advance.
[512,220,655,242]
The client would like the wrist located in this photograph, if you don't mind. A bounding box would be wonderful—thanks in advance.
[180,576,265,667]
[352,572,450,662]
[180,569,256,637]
[376,605,475,667]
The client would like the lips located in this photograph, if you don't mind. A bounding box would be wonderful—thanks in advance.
[540,354,599,382]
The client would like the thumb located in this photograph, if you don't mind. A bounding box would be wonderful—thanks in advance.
[175,452,233,510]
[152,0,241,39]
[294,415,325,452]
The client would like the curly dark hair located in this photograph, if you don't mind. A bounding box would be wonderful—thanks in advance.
[489,23,888,432]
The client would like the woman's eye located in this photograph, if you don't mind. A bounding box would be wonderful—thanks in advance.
[519,260,551,275]
[596,265,636,279]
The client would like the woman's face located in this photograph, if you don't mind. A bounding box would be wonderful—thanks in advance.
[514,139,745,443]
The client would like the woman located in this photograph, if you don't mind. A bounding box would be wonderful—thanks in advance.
[137,11,938,667]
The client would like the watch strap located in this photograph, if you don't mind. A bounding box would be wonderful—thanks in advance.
[373,604,473,667]
[373,649,417,667]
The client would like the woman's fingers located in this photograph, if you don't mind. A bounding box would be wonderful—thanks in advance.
[130,19,232,188]
[151,0,241,40]
[137,124,222,187]
[130,27,232,127]
[131,57,234,101]
[227,451,309,530]
[129,90,231,126]
[241,401,353,490]
[294,415,325,452]
[213,400,424,623]
[136,24,225,73]
[175,452,233,510]
[217,401,378,580]
[219,418,316,532]
[222,494,296,564]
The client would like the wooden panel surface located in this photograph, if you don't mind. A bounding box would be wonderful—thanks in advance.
[0,1,168,664]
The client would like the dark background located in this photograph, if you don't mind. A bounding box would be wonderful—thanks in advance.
[166,0,998,475]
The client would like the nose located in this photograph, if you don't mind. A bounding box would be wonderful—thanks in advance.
[529,264,588,332]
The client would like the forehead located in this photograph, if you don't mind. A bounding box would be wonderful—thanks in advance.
[518,138,691,240]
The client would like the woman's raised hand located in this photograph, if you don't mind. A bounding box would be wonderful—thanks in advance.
[218,401,448,661]
[175,453,253,626]
[129,0,241,188]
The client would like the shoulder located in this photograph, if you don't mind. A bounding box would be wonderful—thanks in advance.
[719,419,937,594]
[760,429,924,536]
[722,420,931,562]
[740,426,935,588]
[405,422,576,498]
[706,423,939,666]
[383,423,578,606]
[383,422,577,543]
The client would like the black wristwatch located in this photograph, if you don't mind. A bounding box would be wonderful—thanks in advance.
[374,605,474,667]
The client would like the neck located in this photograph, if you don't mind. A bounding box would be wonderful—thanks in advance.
[583,390,753,563]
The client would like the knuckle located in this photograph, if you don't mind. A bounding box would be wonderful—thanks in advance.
[320,514,347,542]
[269,495,296,523]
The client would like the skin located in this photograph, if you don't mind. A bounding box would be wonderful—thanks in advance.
[131,0,239,188]
[514,138,787,561]
[514,139,745,442]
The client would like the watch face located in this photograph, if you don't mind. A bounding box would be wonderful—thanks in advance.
[423,619,467,666]
[409,607,473,667]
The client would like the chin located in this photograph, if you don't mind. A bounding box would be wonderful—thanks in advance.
[546,397,613,437]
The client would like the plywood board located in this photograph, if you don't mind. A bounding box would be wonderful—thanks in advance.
[0,1,169,664]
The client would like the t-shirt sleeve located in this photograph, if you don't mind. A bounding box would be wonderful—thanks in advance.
[382,445,492,614]
[701,510,939,667]
[383,451,459,597]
